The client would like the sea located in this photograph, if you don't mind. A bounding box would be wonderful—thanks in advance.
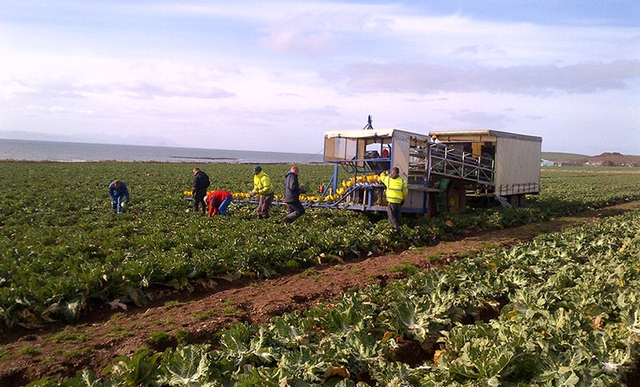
[0,139,325,164]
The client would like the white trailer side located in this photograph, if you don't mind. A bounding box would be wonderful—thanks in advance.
[494,134,542,196]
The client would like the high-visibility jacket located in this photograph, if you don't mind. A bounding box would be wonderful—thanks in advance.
[380,172,408,204]
[253,171,273,195]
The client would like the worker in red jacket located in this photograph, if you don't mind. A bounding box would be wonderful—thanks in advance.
[206,190,233,217]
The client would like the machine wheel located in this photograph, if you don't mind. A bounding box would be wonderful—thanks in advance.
[509,195,520,208]
[427,193,438,217]
[519,194,527,208]
[446,181,467,213]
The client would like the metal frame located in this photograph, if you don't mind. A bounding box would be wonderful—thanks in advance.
[428,143,495,186]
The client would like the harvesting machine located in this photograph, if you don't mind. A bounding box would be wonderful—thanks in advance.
[186,126,542,216]
[318,127,542,215]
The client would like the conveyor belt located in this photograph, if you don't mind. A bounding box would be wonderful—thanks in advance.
[428,144,495,186]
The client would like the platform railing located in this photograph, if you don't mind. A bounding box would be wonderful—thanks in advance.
[428,143,495,186]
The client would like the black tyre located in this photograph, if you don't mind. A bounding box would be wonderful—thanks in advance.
[519,194,527,207]
[509,195,520,208]
[446,181,467,213]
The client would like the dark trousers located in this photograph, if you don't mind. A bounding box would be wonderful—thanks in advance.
[193,188,207,214]
[257,193,274,219]
[284,200,305,223]
[387,202,402,232]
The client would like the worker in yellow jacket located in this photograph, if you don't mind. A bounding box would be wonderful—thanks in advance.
[379,166,408,233]
[250,165,274,219]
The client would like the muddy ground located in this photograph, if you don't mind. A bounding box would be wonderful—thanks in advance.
[1,201,639,386]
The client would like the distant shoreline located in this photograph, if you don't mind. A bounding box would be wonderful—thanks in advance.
[170,155,237,161]
[0,138,324,164]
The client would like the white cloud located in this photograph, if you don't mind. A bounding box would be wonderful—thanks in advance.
[334,60,640,95]
[261,29,339,56]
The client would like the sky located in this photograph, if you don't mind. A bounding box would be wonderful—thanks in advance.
[1,0,639,156]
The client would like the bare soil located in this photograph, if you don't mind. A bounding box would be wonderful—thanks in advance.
[1,201,639,386]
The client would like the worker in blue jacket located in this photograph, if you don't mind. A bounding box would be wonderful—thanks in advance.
[109,180,130,213]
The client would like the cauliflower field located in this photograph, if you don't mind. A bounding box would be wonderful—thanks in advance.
[1,162,640,386]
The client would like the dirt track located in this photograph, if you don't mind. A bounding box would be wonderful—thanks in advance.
[1,201,639,386]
